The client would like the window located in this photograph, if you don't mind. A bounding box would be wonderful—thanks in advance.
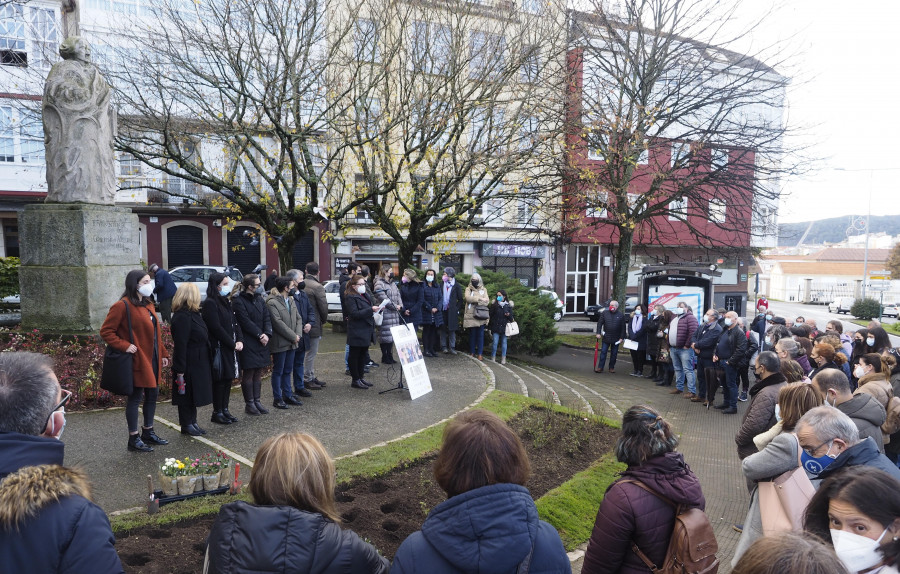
[709,199,726,223]
[112,0,140,16]
[471,179,504,227]
[469,107,504,154]
[668,197,687,221]
[409,21,450,74]
[627,193,645,214]
[356,97,380,133]
[671,142,691,167]
[0,106,13,162]
[162,140,200,201]
[351,174,374,223]
[355,18,378,63]
[711,148,729,170]
[119,152,142,176]
[0,106,44,163]
[521,44,539,83]
[586,191,608,218]
[29,8,57,70]
[19,117,43,162]
[636,146,648,164]
[0,4,26,66]
[470,30,505,80]
[587,131,608,161]
[519,115,539,151]
[0,4,59,69]
[523,0,542,13]
[516,191,539,225]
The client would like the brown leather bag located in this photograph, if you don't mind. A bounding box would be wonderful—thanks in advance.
[622,479,719,574]
[757,434,815,535]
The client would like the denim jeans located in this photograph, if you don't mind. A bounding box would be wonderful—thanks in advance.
[597,340,619,370]
[271,349,296,400]
[469,325,485,356]
[492,332,507,359]
[671,347,696,393]
[724,363,739,409]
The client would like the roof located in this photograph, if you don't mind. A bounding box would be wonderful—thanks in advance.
[775,262,872,276]
[807,247,891,263]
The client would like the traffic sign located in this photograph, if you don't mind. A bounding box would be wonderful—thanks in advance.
[869,280,890,291]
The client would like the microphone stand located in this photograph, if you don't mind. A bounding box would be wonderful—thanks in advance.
[378,298,410,395]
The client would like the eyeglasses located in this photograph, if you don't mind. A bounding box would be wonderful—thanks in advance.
[44,388,71,430]
[801,439,833,457]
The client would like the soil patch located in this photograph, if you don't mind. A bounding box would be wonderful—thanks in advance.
[114,406,617,573]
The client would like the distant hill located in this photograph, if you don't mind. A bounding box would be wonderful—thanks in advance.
[778,215,900,247]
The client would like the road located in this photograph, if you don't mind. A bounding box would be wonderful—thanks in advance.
[759,300,900,345]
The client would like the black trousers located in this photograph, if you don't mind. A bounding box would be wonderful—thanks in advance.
[349,346,368,380]
[629,349,645,373]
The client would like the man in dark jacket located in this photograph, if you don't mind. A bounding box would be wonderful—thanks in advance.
[715,311,749,414]
[303,262,328,390]
[595,300,626,373]
[149,263,177,322]
[814,368,886,452]
[439,267,464,354]
[669,302,699,397]
[0,352,123,573]
[286,269,315,399]
[691,308,723,404]
[796,406,900,485]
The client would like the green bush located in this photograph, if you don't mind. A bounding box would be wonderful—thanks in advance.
[0,257,19,300]
[851,298,882,320]
[453,268,560,357]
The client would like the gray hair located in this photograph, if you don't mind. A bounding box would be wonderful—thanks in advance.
[0,352,58,436]
[777,338,801,358]
[757,350,780,374]
[797,406,860,446]
[285,268,303,281]
[470,272,482,283]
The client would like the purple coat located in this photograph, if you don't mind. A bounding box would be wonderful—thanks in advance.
[582,452,706,574]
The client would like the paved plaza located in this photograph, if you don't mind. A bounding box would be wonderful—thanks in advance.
[67,328,752,572]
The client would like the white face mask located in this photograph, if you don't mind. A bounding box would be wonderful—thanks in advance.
[854,366,867,379]
[766,314,773,321]
[635,310,642,316]
[867,338,876,347]
[830,528,889,573]
[673,307,684,315]
[356,285,366,294]
[724,318,733,327]
[426,275,434,282]
[138,283,155,298]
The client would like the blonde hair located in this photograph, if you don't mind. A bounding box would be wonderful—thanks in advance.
[403,268,420,283]
[171,282,201,312]
[249,433,339,522]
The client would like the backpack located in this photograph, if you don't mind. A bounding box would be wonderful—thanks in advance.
[621,479,719,574]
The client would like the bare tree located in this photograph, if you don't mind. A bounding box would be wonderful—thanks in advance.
[102,0,382,272]
[565,0,803,301]
[328,0,568,271]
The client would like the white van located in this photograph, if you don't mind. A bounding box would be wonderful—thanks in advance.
[828,297,855,314]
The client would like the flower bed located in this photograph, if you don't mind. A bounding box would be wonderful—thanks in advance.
[157,452,233,501]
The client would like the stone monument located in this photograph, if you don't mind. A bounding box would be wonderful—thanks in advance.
[19,36,141,332]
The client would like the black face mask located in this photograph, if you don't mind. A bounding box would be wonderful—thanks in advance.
[297,281,306,291]
[471,280,479,286]
[289,288,297,296]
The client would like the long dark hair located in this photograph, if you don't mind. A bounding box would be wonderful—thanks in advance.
[206,272,228,302]
[615,405,678,467]
[122,269,150,306]
[424,269,438,286]
[869,327,893,354]
[804,466,900,565]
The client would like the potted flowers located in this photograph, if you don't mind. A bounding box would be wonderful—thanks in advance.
[158,458,182,497]
[215,451,231,489]
[176,457,201,495]
[199,453,221,490]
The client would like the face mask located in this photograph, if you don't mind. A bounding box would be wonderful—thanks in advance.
[48,409,66,440]
[724,318,733,327]
[356,285,366,294]
[765,336,772,345]
[426,275,434,282]
[401,276,409,283]
[635,310,642,316]
[288,287,297,296]
[673,307,684,315]
[220,285,231,297]
[610,306,617,312]
[497,295,504,302]
[442,275,449,283]
[824,395,835,407]
[800,441,837,474]
[766,314,773,321]
[774,404,782,423]
[854,366,866,378]
[867,338,875,347]
[296,281,306,291]
[138,283,155,298]
[471,279,479,286]
[830,528,889,573]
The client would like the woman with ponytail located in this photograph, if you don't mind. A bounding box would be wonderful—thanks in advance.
[582,405,706,574]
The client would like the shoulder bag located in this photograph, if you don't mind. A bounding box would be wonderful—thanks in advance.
[505,321,520,337]
[100,300,135,396]
[474,304,490,320]
[757,434,816,535]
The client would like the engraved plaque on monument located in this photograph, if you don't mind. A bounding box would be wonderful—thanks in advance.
[19,37,141,332]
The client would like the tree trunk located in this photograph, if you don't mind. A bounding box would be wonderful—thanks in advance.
[277,241,294,277]
[612,227,634,303]
[397,239,417,273]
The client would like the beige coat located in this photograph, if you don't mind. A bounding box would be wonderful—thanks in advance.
[463,285,489,329]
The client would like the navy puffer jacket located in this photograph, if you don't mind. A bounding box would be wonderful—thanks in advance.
[391,483,570,573]
[581,452,706,574]
[205,500,389,574]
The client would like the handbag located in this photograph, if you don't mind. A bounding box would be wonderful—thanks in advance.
[211,343,225,380]
[373,310,384,326]
[758,434,816,535]
[100,300,135,396]
[474,304,490,320]
[505,321,520,337]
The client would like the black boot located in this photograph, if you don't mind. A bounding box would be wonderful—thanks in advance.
[189,407,206,435]
[242,381,260,415]
[127,433,153,452]
[221,385,238,422]
[141,427,168,445]
[252,379,269,414]
[381,343,395,364]
[179,405,200,435]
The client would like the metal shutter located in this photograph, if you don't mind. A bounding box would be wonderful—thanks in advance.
[227,227,262,276]
[291,230,315,271]
[167,225,203,267]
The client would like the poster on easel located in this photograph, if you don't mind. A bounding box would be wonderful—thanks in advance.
[390,324,432,400]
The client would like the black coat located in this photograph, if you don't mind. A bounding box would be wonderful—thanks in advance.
[400,281,425,328]
[488,301,514,336]
[205,500,388,574]
[596,308,626,343]
[201,295,242,382]
[231,291,272,370]
[169,309,213,407]
[625,314,648,350]
[645,314,662,355]
[292,289,317,351]
[422,281,444,327]
[441,281,464,332]
[345,292,375,347]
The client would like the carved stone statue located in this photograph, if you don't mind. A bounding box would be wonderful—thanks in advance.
[43,36,117,204]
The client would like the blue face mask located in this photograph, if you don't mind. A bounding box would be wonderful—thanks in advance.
[800,441,837,475]
[219,285,231,297]
[497,295,504,302]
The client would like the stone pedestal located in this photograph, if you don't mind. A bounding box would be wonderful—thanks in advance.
[19,204,141,333]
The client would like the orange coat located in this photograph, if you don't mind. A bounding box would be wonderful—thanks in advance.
[100,298,169,389]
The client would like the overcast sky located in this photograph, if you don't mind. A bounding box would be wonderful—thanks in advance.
[740,0,900,224]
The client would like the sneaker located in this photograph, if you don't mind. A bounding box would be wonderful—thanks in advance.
[738,391,748,402]
[295,388,312,398]
[306,381,323,390]
[366,360,379,368]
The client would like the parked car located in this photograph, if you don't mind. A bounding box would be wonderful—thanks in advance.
[584,296,638,321]
[170,265,243,301]
[529,289,565,321]
[883,303,899,318]
[828,297,855,314]
[324,279,343,313]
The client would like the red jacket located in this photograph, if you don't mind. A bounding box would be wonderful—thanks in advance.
[674,312,698,348]
[100,298,168,389]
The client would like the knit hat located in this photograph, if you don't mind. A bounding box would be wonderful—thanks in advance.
[444,266,456,278]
